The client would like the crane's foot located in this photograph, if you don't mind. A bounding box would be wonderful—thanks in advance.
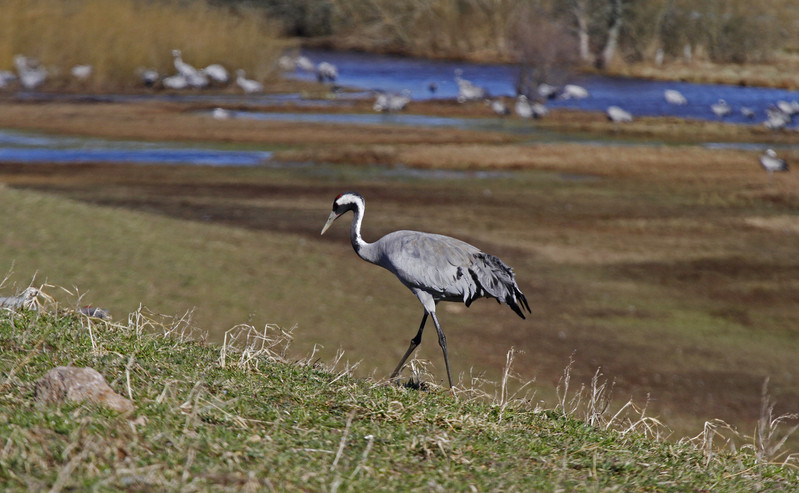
[391,374,431,391]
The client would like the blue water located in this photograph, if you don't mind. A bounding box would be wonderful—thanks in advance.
[229,110,485,129]
[2,49,797,167]
[0,130,271,166]
[291,49,799,127]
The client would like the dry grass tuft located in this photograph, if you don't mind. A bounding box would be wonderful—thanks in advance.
[753,378,799,465]
[219,323,295,370]
[681,378,799,468]
[556,356,668,440]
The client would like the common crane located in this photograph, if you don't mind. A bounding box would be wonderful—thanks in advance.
[320,192,530,388]
[489,98,510,116]
[560,84,589,100]
[70,64,92,81]
[373,90,411,112]
[316,61,338,83]
[162,73,188,90]
[295,56,315,73]
[764,106,791,130]
[454,69,486,103]
[171,49,208,88]
[776,100,799,116]
[537,83,558,100]
[711,99,731,118]
[515,95,548,119]
[514,95,532,118]
[531,101,549,119]
[137,67,159,87]
[212,107,233,120]
[235,69,263,94]
[759,149,789,174]
[664,89,687,105]
[606,105,633,123]
[203,64,229,85]
[13,55,46,90]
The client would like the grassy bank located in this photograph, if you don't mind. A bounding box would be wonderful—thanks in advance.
[0,92,798,452]
[1,303,797,491]
[0,0,285,90]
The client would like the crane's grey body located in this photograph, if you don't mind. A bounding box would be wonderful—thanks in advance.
[606,105,632,123]
[759,148,789,174]
[321,192,530,388]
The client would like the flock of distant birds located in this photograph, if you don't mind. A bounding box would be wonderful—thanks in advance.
[0,51,269,94]
[0,50,790,174]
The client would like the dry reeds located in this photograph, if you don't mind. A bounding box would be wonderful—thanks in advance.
[0,0,286,90]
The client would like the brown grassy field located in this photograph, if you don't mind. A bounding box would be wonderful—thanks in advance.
[0,96,797,449]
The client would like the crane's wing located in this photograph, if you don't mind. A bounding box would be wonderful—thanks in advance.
[376,231,530,318]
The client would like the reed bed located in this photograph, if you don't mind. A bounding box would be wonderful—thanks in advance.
[0,0,286,90]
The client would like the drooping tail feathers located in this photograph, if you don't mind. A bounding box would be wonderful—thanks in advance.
[466,253,531,319]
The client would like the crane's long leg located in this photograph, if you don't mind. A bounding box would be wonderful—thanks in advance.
[430,312,453,389]
[389,312,428,382]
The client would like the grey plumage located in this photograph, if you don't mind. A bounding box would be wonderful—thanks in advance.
[759,148,789,174]
[606,105,632,123]
[321,192,530,388]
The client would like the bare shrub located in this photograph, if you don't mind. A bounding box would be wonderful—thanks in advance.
[325,0,522,60]
[510,8,578,96]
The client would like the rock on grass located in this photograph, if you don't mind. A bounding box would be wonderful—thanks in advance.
[35,366,134,413]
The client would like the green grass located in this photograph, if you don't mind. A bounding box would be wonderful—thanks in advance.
[1,305,797,491]
[1,155,798,451]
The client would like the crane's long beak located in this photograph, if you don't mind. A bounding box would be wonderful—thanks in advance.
[320,211,339,235]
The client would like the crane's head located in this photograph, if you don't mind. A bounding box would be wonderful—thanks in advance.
[321,192,363,235]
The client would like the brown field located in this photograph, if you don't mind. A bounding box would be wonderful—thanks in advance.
[0,95,798,448]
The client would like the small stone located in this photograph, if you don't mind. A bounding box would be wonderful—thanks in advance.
[35,366,134,413]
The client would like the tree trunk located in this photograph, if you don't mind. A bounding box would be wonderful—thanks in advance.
[568,0,593,63]
[596,0,623,69]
